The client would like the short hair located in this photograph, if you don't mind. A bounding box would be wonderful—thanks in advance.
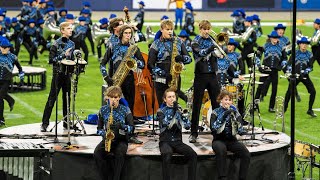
[108,18,124,33]
[160,19,174,29]
[199,20,211,30]
[59,22,72,32]
[103,86,122,101]
[162,88,177,100]
[216,90,233,103]
[119,25,133,40]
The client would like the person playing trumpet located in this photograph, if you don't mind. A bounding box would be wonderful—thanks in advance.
[211,90,250,180]
[284,37,316,117]
[157,88,197,180]
[94,86,134,180]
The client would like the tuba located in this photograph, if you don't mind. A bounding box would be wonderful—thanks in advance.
[92,23,111,46]
[105,103,115,152]
[43,20,61,39]
[169,37,183,91]
[146,26,156,46]
[112,45,138,87]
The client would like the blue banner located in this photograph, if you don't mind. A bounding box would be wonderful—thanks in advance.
[282,0,320,9]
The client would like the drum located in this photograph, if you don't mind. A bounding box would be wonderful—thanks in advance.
[224,84,244,100]
[60,60,76,75]
[201,100,212,127]
[294,140,317,159]
[76,59,87,73]
[225,84,237,93]
[202,89,210,104]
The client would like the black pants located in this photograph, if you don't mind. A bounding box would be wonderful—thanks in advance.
[191,73,220,136]
[212,139,250,180]
[86,28,95,55]
[155,82,169,106]
[121,74,135,113]
[159,141,197,180]
[75,39,89,62]
[97,39,106,60]
[0,80,14,121]
[284,75,316,111]
[240,44,254,74]
[94,140,128,180]
[255,69,279,109]
[41,72,71,127]
[136,22,144,32]
[21,38,37,65]
[312,45,320,65]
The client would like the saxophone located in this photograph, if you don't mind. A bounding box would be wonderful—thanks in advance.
[169,38,183,91]
[112,45,138,87]
[105,104,115,152]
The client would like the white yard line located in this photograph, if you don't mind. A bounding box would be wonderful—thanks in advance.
[10,94,43,118]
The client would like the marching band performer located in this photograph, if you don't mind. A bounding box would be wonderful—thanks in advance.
[238,16,257,74]
[230,10,245,35]
[9,17,24,56]
[284,37,317,117]
[210,90,250,180]
[73,16,89,62]
[189,20,221,143]
[147,19,191,106]
[134,1,145,31]
[157,88,197,180]
[311,18,320,65]
[183,2,196,36]
[40,22,75,132]
[97,17,109,61]
[0,38,24,126]
[167,0,185,30]
[252,14,262,38]
[94,86,134,180]
[57,8,68,25]
[255,31,287,113]
[101,25,145,115]
[178,29,192,53]
[81,8,95,56]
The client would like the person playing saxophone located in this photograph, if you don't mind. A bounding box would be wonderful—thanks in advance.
[147,19,191,106]
[94,86,134,180]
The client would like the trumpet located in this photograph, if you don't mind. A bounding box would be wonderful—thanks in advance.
[208,30,229,57]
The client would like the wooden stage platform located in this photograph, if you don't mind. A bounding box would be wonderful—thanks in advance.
[0,122,291,180]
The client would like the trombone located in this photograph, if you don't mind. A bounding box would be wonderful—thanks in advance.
[208,30,229,57]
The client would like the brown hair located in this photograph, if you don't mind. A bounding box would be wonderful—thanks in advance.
[162,88,177,101]
[108,18,124,33]
[59,22,72,32]
[199,20,211,30]
[160,19,174,29]
[119,25,133,40]
[216,90,233,103]
[103,86,122,101]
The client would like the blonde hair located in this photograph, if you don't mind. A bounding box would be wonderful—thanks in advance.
[199,20,211,30]
[103,86,122,101]
[160,19,174,29]
[59,22,72,32]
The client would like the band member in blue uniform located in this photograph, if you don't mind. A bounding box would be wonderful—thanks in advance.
[157,88,197,180]
[17,0,31,25]
[252,14,262,38]
[134,1,145,31]
[284,37,317,117]
[189,20,221,143]
[101,25,145,113]
[211,90,250,180]
[183,2,196,36]
[18,19,40,65]
[0,38,24,126]
[73,16,89,62]
[255,31,287,112]
[9,17,24,56]
[97,17,109,61]
[57,8,68,25]
[94,86,134,180]
[311,18,320,65]
[167,0,185,30]
[38,0,47,20]
[178,29,192,52]
[230,10,245,35]
[81,8,95,56]
[40,22,75,132]
[147,19,192,106]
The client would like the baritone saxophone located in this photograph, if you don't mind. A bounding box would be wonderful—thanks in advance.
[105,103,115,152]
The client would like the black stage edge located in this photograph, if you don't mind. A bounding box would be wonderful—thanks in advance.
[44,146,289,180]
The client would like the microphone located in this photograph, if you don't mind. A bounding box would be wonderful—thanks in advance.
[73,49,82,59]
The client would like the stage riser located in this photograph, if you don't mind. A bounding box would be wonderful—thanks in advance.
[51,147,289,180]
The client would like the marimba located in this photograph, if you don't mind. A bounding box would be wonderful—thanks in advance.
[0,141,50,180]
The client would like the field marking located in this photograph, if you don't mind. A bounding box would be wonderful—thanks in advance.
[10,94,43,118]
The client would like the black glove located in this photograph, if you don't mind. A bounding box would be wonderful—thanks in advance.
[223,109,235,117]
[208,45,216,53]
[166,74,172,83]
[175,55,183,63]
[173,101,178,111]
[104,76,114,86]
[258,66,264,73]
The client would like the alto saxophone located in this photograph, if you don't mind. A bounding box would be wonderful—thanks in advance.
[169,38,183,91]
[105,104,115,152]
[112,45,138,87]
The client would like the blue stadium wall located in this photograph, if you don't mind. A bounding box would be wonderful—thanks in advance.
[1,0,320,11]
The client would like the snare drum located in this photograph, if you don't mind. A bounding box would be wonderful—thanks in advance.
[224,84,244,100]
[60,60,76,75]
[294,140,316,159]
[225,84,237,93]
[76,59,87,73]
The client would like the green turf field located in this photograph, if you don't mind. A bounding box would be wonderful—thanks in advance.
[2,23,320,179]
